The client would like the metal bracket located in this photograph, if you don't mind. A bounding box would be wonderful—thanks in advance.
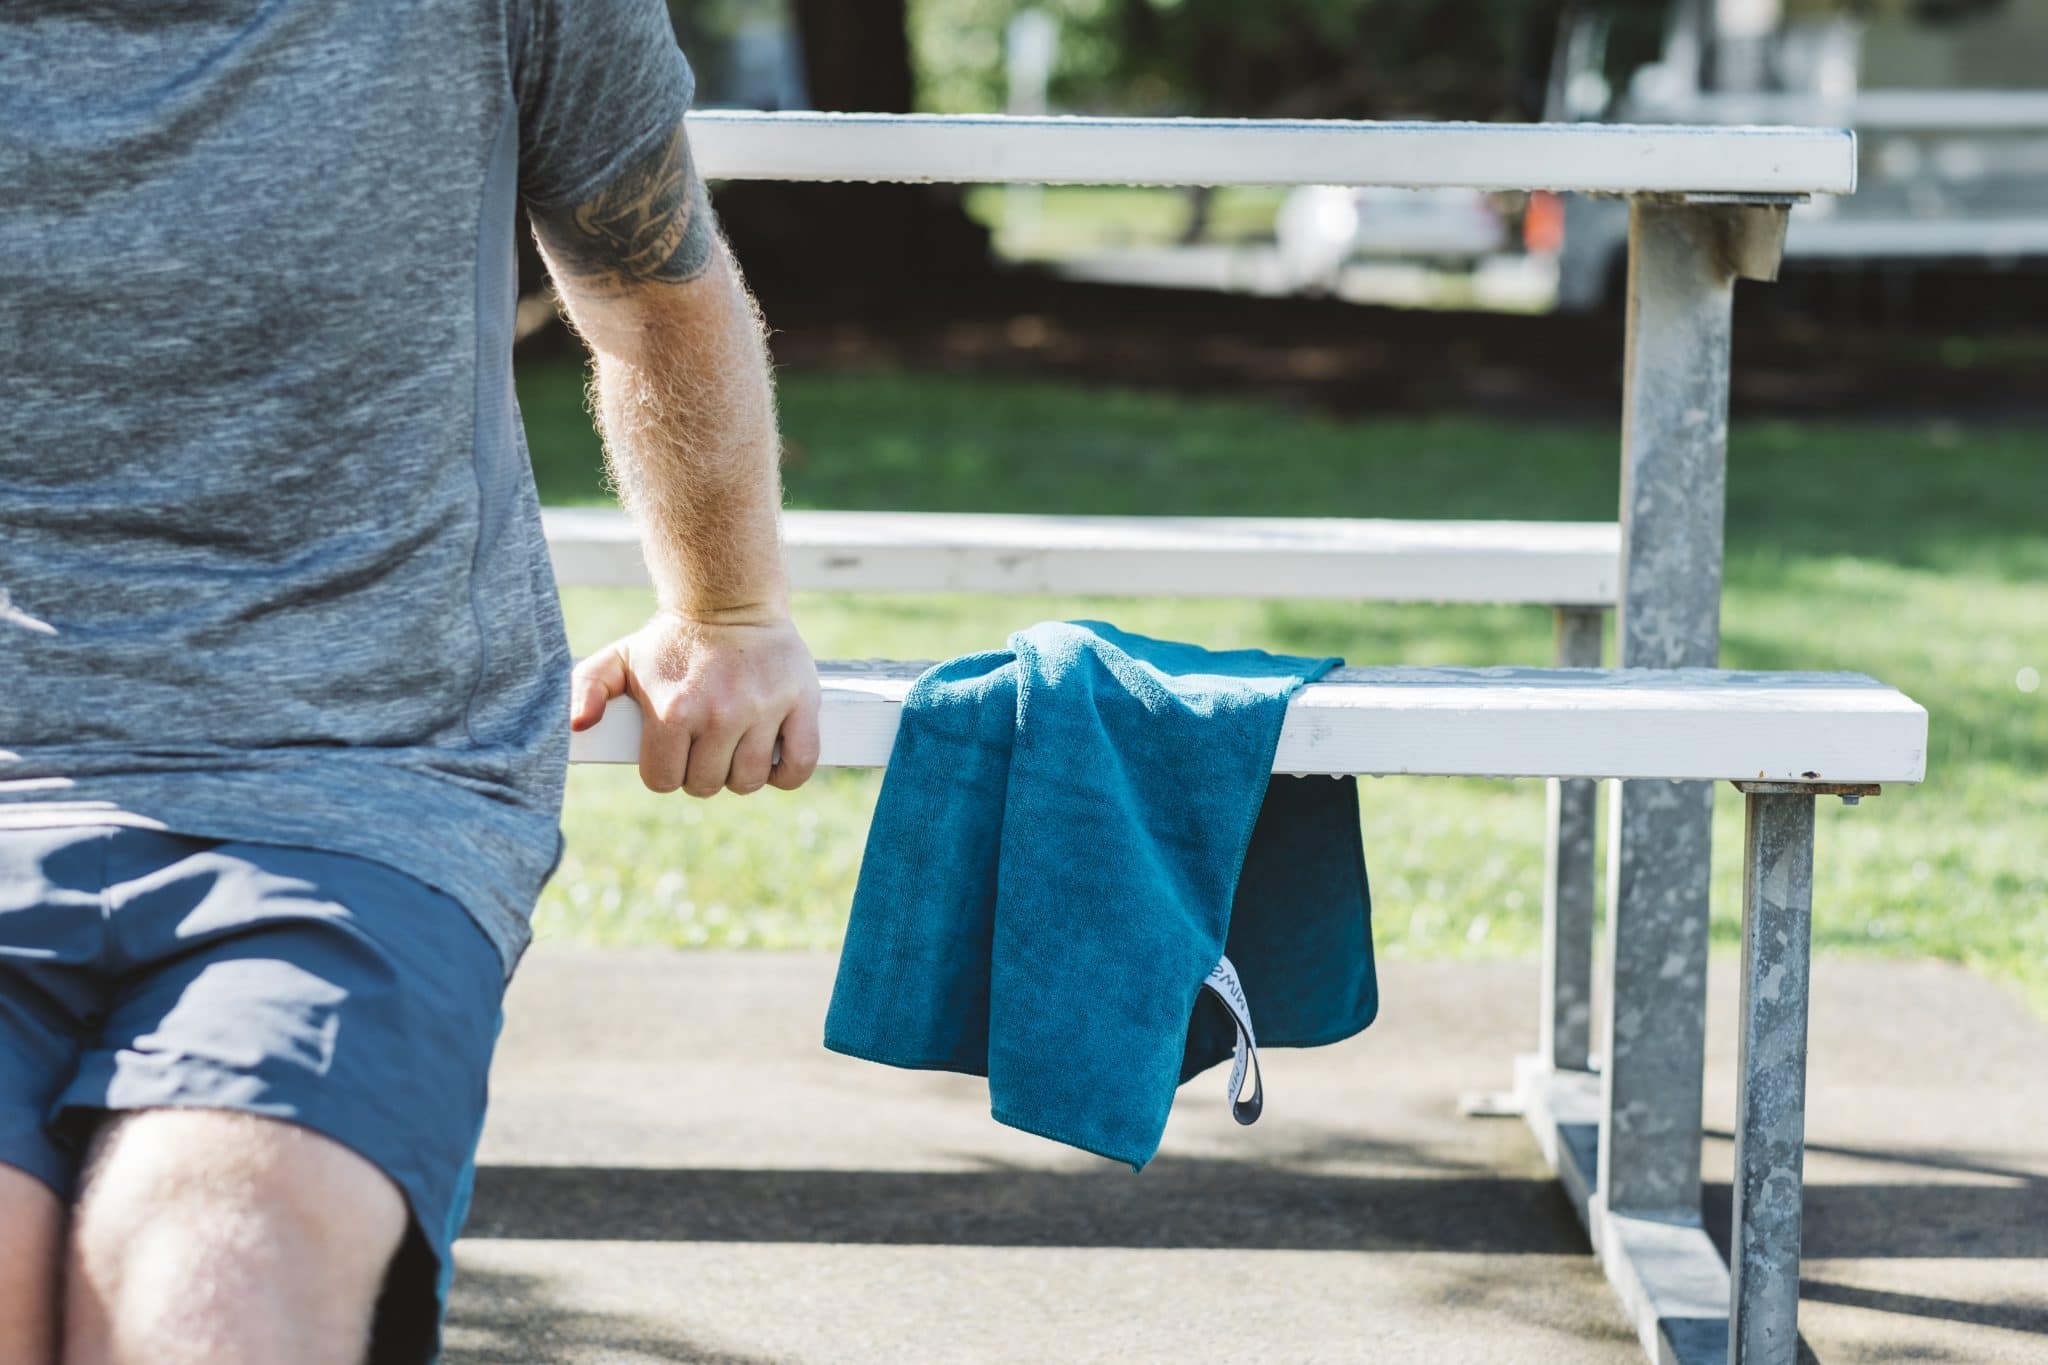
[1733,781,1880,797]
[1630,194,1794,282]
[1713,203,1792,282]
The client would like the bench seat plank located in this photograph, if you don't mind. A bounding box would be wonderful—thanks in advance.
[569,663,1927,786]
[684,111,1858,197]
[543,508,1622,606]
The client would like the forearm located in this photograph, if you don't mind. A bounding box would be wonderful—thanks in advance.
[529,121,789,620]
[585,249,787,618]
[534,113,820,797]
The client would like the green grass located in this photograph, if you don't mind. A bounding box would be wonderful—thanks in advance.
[960,184,1289,256]
[519,359,2048,1014]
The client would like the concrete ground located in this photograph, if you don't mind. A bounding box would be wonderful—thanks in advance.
[446,951,2048,1364]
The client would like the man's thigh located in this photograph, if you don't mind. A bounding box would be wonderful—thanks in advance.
[0,1163,63,1364]
[5,827,509,1364]
[65,1108,407,1365]
[1,828,104,1359]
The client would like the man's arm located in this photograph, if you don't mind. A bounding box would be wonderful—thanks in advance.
[531,122,820,797]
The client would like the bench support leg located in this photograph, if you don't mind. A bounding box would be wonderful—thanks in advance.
[1495,200,1793,1364]
[1460,607,1604,1120]
[1601,778,1715,1217]
[1543,606,1604,1073]
[1729,790,1816,1364]
[1603,197,1743,1224]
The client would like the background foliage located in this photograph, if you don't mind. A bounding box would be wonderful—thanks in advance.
[911,0,1568,119]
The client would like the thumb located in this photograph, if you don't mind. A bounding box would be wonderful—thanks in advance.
[570,643,630,732]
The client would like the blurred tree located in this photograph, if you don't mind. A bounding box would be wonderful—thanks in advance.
[697,0,993,303]
[791,0,919,110]
[912,0,1589,120]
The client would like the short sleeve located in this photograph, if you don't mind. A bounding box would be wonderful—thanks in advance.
[512,0,697,209]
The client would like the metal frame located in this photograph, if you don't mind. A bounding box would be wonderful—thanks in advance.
[578,663,1904,1365]
[1728,788,1820,1363]
[1509,780,1838,1365]
[1509,197,1831,1365]
[637,114,1862,1364]
[1543,607,1604,1074]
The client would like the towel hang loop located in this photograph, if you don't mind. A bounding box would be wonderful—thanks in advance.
[1201,955,1264,1126]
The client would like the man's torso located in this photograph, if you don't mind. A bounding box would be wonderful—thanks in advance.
[0,1,574,968]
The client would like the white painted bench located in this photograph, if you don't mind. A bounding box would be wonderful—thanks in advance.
[543,509,1620,605]
[544,510,1623,971]
[554,110,1864,1365]
[682,112,1853,195]
[569,665,1927,1365]
[569,663,1921,782]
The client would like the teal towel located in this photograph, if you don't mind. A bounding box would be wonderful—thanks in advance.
[824,620,1377,1170]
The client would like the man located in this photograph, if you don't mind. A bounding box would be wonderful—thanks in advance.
[0,2,817,1360]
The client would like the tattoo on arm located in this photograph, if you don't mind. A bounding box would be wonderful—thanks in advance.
[531,124,716,288]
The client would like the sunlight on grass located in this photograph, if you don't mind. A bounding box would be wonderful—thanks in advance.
[523,360,2048,1015]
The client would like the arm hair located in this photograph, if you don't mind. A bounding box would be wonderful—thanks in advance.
[530,124,787,618]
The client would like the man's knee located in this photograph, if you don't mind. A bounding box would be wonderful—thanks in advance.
[0,1163,64,1364]
[64,1109,409,1365]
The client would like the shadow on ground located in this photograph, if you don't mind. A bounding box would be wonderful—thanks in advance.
[1700,1132,2048,1342]
[444,1261,777,1365]
[452,952,2048,1361]
[465,1152,1593,1255]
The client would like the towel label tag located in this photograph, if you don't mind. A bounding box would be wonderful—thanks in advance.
[1202,955,1263,1126]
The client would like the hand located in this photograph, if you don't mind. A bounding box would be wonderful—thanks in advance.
[569,608,822,796]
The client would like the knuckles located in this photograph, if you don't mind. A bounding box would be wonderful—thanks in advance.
[647,692,764,736]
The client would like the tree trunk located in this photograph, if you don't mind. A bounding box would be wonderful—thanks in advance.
[715,0,990,309]
[791,0,916,113]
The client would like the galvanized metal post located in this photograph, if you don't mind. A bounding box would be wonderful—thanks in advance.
[1543,606,1604,1073]
[1600,196,1787,1223]
[1601,197,1744,1220]
[1729,788,1817,1365]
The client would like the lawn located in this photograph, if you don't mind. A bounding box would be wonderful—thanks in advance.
[517,357,2048,1015]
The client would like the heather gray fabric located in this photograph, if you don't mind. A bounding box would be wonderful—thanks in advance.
[0,0,694,972]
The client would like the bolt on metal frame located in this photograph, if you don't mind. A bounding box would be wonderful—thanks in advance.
[679,110,1859,1365]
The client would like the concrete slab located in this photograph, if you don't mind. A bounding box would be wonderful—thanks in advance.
[447,952,2048,1364]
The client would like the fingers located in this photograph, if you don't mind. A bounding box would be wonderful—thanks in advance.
[767,691,821,791]
[660,695,818,798]
[724,722,780,796]
[569,645,629,732]
[608,613,822,797]
[637,696,692,794]
[680,706,743,797]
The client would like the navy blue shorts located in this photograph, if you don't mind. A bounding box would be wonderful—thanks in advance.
[0,825,507,1363]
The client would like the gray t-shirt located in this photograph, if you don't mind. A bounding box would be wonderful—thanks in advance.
[0,1,694,971]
